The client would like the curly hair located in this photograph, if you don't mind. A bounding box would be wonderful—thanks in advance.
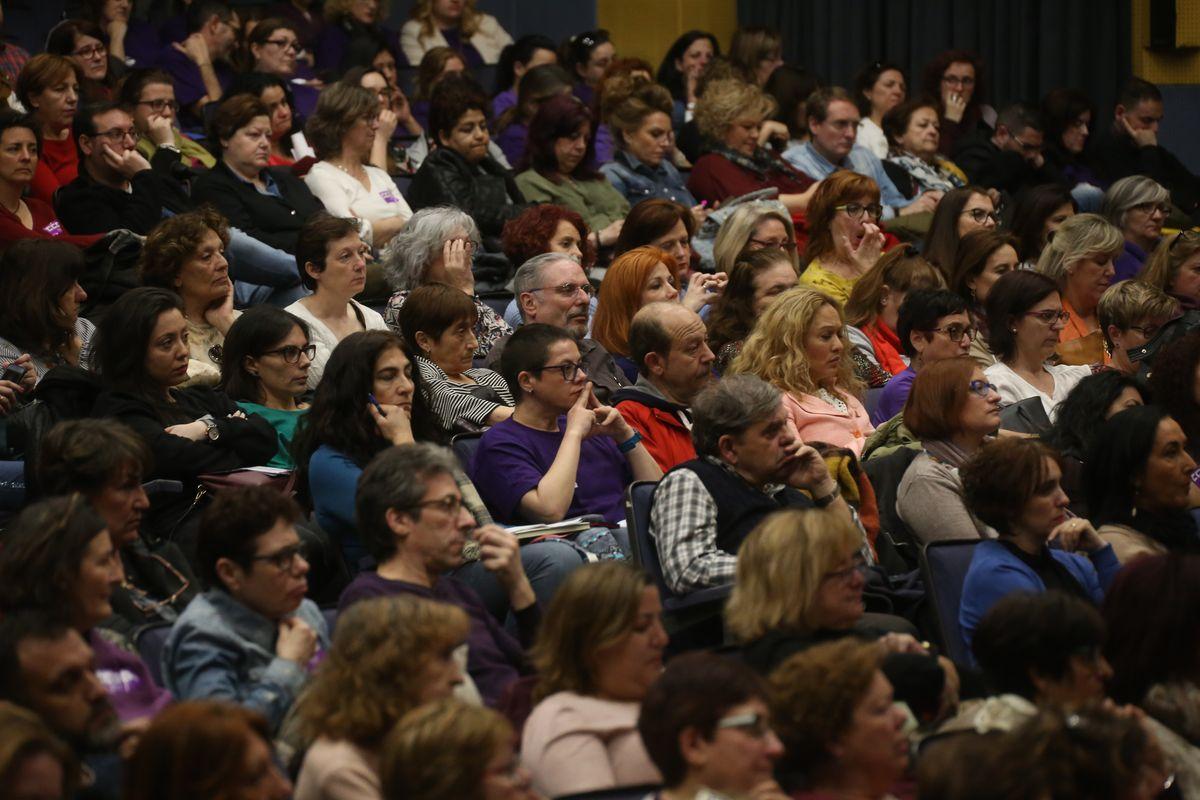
[1147,330,1200,446]
[692,78,776,141]
[705,247,795,357]
[601,72,673,145]
[729,285,861,399]
[844,245,944,328]
[768,639,883,776]
[294,596,469,747]
[1044,372,1147,461]
[801,170,882,266]
[591,246,678,358]
[381,700,512,800]
[138,207,231,290]
[500,204,594,269]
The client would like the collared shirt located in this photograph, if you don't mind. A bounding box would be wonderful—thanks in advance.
[229,165,284,199]
[599,149,697,206]
[782,140,909,217]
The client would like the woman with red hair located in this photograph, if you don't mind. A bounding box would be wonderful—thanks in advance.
[799,170,888,306]
[499,204,598,329]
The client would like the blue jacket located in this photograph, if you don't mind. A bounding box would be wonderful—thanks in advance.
[163,589,329,733]
[959,540,1120,656]
[781,141,910,217]
[600,149,697,207]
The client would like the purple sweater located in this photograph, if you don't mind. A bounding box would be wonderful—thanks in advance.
[89,629,172,722]
[337,572,536,706]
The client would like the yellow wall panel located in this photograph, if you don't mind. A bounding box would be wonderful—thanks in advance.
[597,0,738,69]
[1131,0,1200,85]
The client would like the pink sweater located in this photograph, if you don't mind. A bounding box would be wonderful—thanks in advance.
[782,390,874,458]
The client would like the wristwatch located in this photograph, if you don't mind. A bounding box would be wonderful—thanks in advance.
[812,484,841,508]
[199,415,219,442]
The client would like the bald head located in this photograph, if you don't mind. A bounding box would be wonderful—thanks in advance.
[630,302,714,405]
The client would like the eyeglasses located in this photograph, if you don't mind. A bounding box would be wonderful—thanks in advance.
[748,237,797,251]
[250,542,308,572]
[930,323,976,342]
[531,361,585,382]
[967,379,999,398]
[1169,229,1198,250]
[1127,323,1162,340]
[530,281,596,299]
[264,39,299,52]
[92,127,138,143]
[410,494,466,516]
[1024,308,1071,325]
[124,553,191,617]
[73,43,107,59]
[717,711,774,738]
[1132,201,1171,216]
[1012,135,1042,154]
[260,344,316,364]
[835,202,883,222]
[822,554,866,583]
[962,208,1000,224]
[941,74,975,87]
[136,98,180,113]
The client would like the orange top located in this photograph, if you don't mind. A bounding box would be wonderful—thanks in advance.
[1057,295,1110,366]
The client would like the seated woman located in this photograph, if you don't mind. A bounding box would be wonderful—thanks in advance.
[0,240,93,380]
[344,63,422,172]
[712,200,800,274]
[408,74,530,252]
[492,63,573,168]
[471,323,661,527]
[600,73,697,207]
[191,94,325,258]
[768,639,910,799]
[407,47,466,136]
[614,198,701,280]
[400,0,512,68]
[0,111,101,249]
[561,29,616,108]
[1141,229,1200,311]
[918,49,996,157]
[798,171,887,306]
[315,0,399,76]
[139,209,240,388]
[515,94,629,238]
[896,356,1000,544]
[1101,175,1169,282]
[492,33,559,119]
[958,437,1120,651]
[1041,88,1104,211]
[1008,183,1076,268]
[397,282,514,434]
[384,206,511,358]
[656,30,719,130]
[882,98,967,196]
[18,55,82,205]
[1098,279,1178,376]
[91,288,278,541]
[730,286,873,457]
[1035,212,1122,366]
[45,18,122,103]
[1086,406,1200,563]
[0,703,80,798]
[523,562,666,797]
[285,213,389,389]
[921,185,999,275]
[294,596,470,800]
[853,60,906,160]
[245,18,320,119]
[983,270,1091,421]
[34,419,199,638]
[0,495,172,723]
[227,72,307,167]
[219,307,313,470]
[303,83,413,255]
[1149,332,1200,455]
[687,78,817,215]
[844,245,945,377]
[706,247,797,374]
[949,228,1020,368]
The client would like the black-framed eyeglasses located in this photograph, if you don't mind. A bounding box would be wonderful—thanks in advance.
[260,344,316,364]
[835,202,883,222]
[410,494,466,516]
[531,361,586,382]
[963,208,1000,224]
[929,323,976,342]
[250,542,308,572]
[137,98,179,113]
[968,379,998,398]
[1024,308,1071,324]
[748,237,797,251]
[92,127,138,142]
[941,74,975,87]
[1132,201,1171,216]
[530,281,595,299]
[1127,323,1162,339]
[716,711,774,739]
[822,553,866,583]
[264,38,299,52]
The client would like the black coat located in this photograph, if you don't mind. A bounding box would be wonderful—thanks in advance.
[408,147,530,249]
[1091,125,1200,221]
[55,147,193,236]
[191,161,325,254]
[953,130,1058,197]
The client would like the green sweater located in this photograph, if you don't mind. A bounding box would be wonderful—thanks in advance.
[236,402,307,469]
[514,169,630,231]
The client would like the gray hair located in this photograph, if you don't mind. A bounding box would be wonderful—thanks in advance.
[512,252,580,320]
[1101,175,1171,229]
[691,374,782,459]
[355,443,461,563]
[382,207,482,291]
[1035,212,1124,282]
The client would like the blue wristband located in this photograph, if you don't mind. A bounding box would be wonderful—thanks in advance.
[618,431,643,453]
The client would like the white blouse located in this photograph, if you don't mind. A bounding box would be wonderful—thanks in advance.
[984,361,1091,421]
[303,161,412,248]
[857,117,889,160]
[285,298,388,390]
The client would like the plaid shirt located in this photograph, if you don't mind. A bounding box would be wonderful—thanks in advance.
[0,41,29,88]
[650,456,791,595]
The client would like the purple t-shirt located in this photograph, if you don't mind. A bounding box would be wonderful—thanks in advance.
[495,121,529,168]
[1114,239,1149,283]
[157,46,233,128]
[89,629,173,722]
[470,416,632,525]
[337,572,529,706]
[492,88,517,120]
[873,366,916,426]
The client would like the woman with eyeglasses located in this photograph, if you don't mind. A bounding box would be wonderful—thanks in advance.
[1101,175,1171,283]
[958,437,1119,653]
[882,98,968,196]
[706,248,798,374]
[1035,213,1122,366]
[45,18,123,103]
[922,185,1000,275]
[17,54,81,205]
[246,19,320,119]
[712,201,801,275]
[918,50,996,158]
[471,323,661,529]
[798,171,887,306]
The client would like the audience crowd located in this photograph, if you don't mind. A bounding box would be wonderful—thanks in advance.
[2,4,1200,799]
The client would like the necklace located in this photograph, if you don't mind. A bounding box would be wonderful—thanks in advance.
[0,195,21,216]
[331,159,366,179]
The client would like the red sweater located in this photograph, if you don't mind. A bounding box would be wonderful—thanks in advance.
[30,135,79,205]
[0,196,103,249]
[862,319,907,375]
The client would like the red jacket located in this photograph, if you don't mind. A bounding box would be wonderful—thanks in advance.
[613,387,696,472]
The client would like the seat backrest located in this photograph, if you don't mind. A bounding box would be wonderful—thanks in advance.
[450,432,483,473]
[623,481,673,598]
[863,446,922,571]
[134,621,174,687]
[919,539,981,665]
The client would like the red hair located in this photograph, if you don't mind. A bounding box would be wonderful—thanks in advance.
[801,170,882,265]
[501,204,596,268]
[591,246,678,357]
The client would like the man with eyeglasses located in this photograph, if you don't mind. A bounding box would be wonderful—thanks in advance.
[164,485,330,734]
[486,252,630,402]
[954,103,1056,198]
[158,0,240,130]
[873,289,972,425]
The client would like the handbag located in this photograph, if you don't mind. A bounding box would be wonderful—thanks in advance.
[197,468,297,495]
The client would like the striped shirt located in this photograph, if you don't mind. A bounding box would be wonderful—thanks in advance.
[414,355,514,434]
[0,317,95,382]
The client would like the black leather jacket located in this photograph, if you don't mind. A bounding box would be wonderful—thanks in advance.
[408,147,531,250]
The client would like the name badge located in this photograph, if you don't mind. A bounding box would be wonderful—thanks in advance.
[380,189,400,204]
[42,220,64,237]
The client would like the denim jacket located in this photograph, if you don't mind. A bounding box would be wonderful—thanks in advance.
[600,150,697,207]
[163,590,329,732]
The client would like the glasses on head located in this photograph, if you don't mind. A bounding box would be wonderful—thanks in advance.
[749,237,797,251]
[411,494,466,516]
[137,98,180,113]
[530,281,596,299]
[716,711,775,739]
[822,553,866,583]
[1132,201,1171,217]
[260,344,316,364]
[835,202,884,222]
[1024,308,1071,325]
[531,361,585,382]
[967,379,998,398]
[250,542,307,572]
[962,207,1000,224]
[73,43,107,59]
[264,38,299,52]
[93,127,138,143]
[941,74,975,87]
[1169,229,1199,251]
[930,323,976,343]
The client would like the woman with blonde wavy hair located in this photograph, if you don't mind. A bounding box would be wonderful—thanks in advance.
[730,285,873,456]
[1140,228,1200,310]
[293,595,471,800]
[400,0,513,68]
[711,201,800,275]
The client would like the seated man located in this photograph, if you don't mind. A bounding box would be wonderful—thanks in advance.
[339,443,536,707]
[873,289,972,425]
[0,611,123,800]
[650,374,848,595]
[613,302,715,471]
[157,0,238,130]
[486,253,630,401]
[120,68,217,171]
[783,87,938,220]
[953,103,1058,198]
[1097,280,1179,376]
[163,485,329,734]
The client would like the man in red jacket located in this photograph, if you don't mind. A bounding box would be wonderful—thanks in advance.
[612,302,715,471]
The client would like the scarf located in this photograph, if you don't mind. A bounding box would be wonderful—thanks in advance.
[863,319,907,375]
[710,143,800,183]
[922,438,973,469]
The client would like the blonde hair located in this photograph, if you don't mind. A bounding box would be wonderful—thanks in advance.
[409,0,482,38]
[1097,280,1179,347]
[293,596,470,747]
[729,286,862,399]
[380,700,512,800]
[693,78,776,141]
[844,246,945,328]
[531,562,651,702]
[725,509,863,642]
[712,202,799,272]
[1140,231,1200,293]
[1035,212,1123,283]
